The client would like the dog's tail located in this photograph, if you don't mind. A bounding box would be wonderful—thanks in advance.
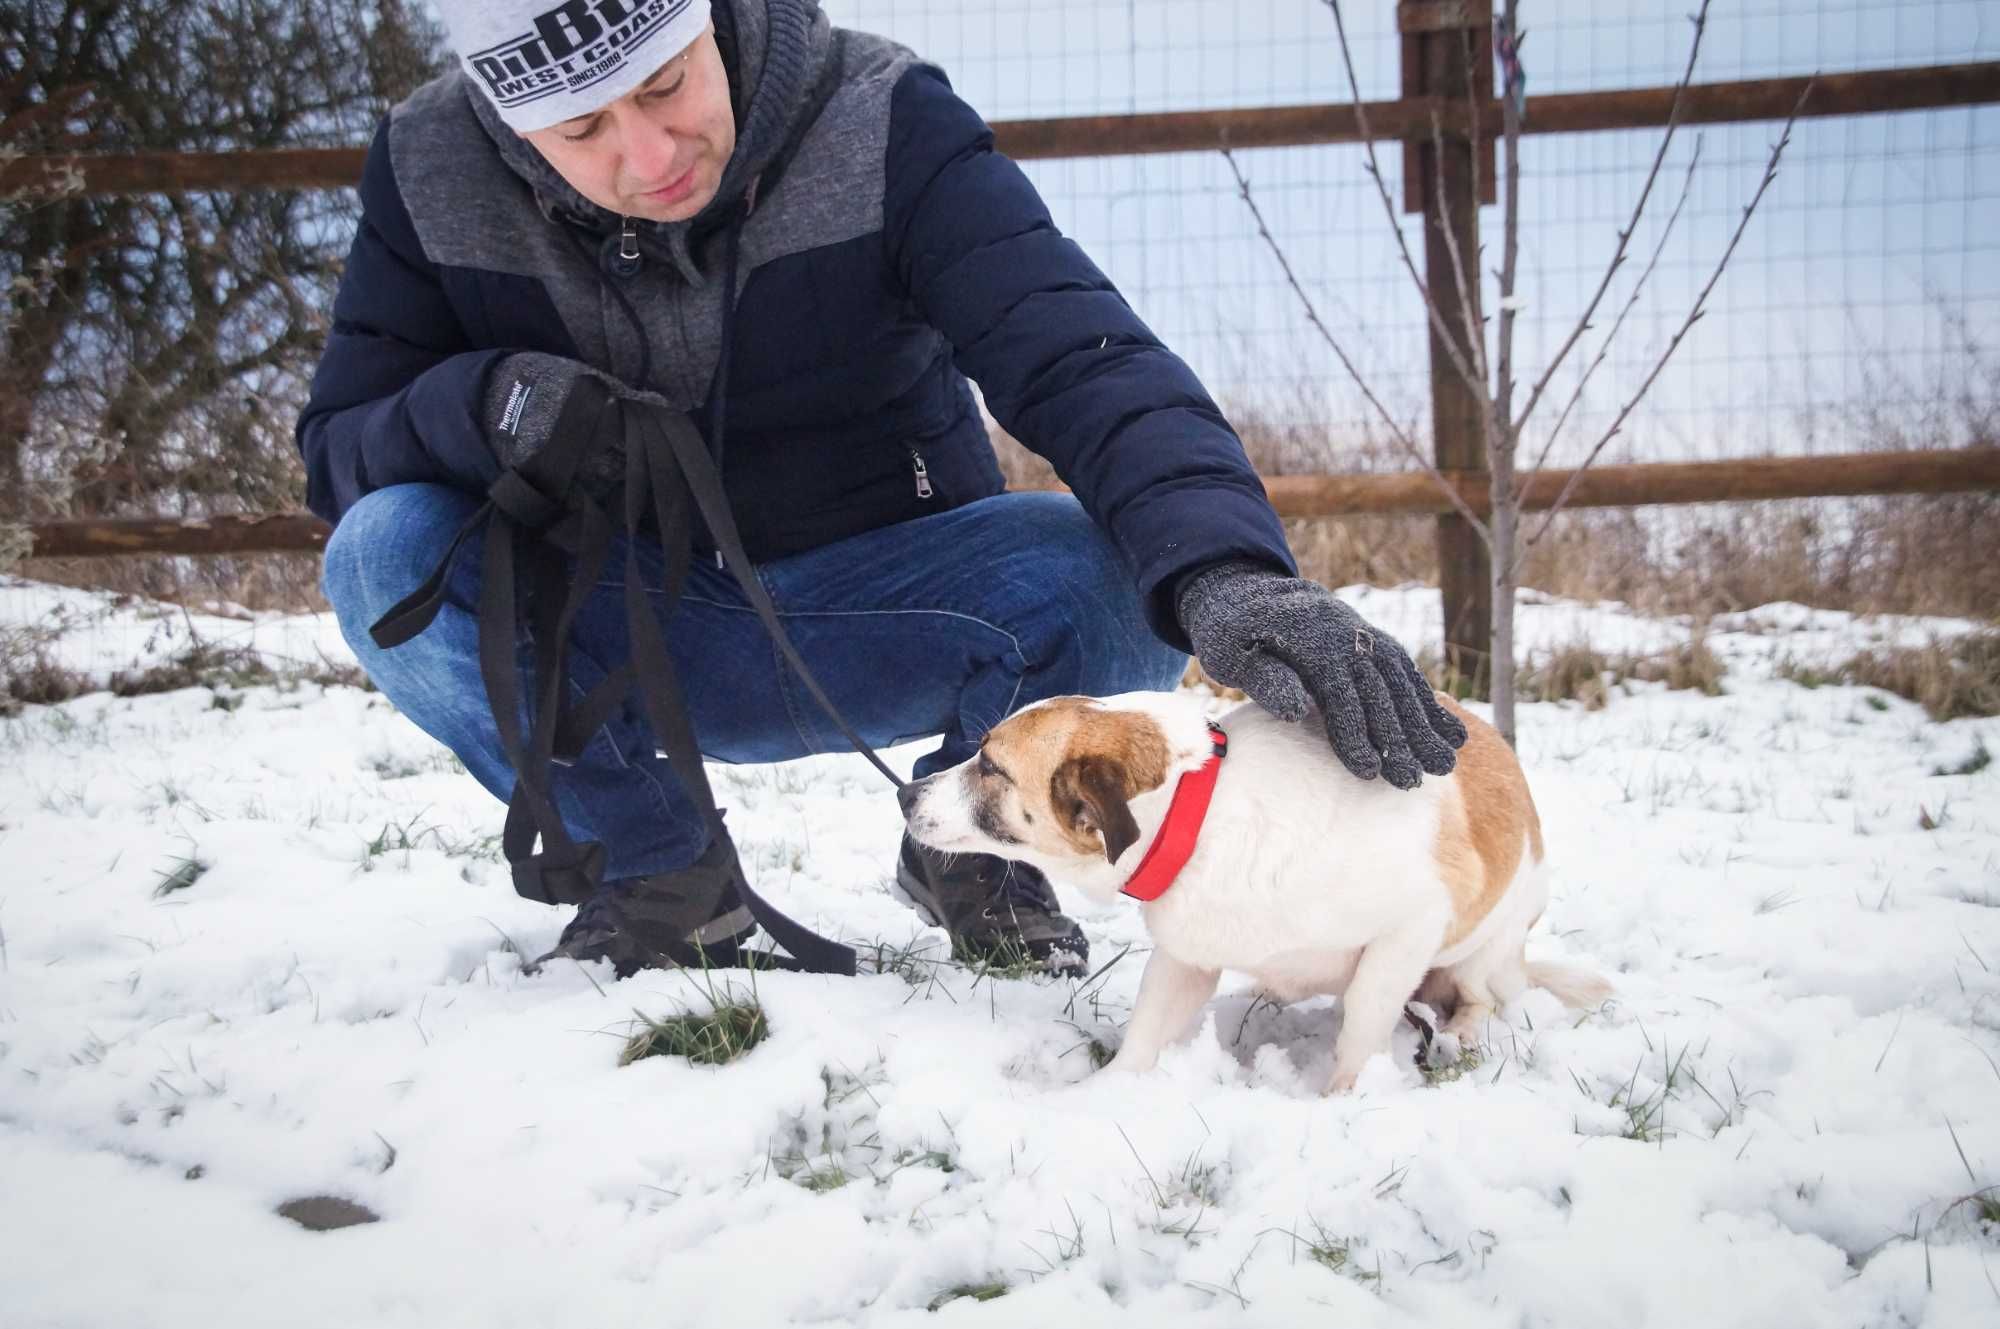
[1527,960,1613,1009]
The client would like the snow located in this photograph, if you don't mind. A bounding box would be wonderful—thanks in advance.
[3,575,1997,1327]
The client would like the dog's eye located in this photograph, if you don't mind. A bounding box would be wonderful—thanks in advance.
[976,751,997,778]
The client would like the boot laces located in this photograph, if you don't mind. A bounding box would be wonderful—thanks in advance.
[990,860,1053,915]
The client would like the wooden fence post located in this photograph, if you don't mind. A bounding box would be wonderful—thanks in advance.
[1401,0,1495,695]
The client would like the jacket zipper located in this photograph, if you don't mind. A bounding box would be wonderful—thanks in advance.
[608,217,642,278]
[909,448,934,499]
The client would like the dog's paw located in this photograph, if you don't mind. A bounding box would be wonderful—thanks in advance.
[1444,1002,1496,1050]
[1326,1050,1403,1096]
[1101,1047,1159,1076]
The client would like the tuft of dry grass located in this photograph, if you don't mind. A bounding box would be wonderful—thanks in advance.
[1823,633,2000,722]
[1627,625,1727,697]
[0,646,90,715]
[2,628,370,713]
[106,639,278,696]
[1449,624,1728,710]
[1516,643,1615,710]
[19,551,330,616]
[1772,657,1839,691]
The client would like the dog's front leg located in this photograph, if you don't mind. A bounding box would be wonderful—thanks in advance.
[1105,949,1220,1075]
[1327,915,1446,1094]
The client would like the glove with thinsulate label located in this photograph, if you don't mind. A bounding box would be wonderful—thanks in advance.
[484,352,667,502]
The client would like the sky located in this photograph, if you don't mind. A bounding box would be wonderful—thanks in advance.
[818,0,1999,462]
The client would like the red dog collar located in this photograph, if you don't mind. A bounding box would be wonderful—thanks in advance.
[1120,724,1228,902]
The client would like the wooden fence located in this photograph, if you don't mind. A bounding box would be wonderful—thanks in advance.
[9,18,1999,671]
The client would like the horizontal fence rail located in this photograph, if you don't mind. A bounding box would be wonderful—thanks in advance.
[1245,448,2000,519]
[998,60,1999,160]
[3,61,1993,198]
[23,513,332,560]
[20,450,1997,559]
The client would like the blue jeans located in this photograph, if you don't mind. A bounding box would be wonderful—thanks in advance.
[321,485,1188,881]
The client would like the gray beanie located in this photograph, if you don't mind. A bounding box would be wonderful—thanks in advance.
[435,0,715,133]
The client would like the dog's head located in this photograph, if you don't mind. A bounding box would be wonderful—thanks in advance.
[899,694,1205,898]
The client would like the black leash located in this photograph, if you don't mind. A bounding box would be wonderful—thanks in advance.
[368,382,886,974]
[366,35,928,976]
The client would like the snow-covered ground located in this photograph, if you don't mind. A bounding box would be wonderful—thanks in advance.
[3,575,1997,1327]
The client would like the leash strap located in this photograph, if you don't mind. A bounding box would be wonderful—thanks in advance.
[366,392,864,973]
[614,408,857,975]
[640,408,910,792]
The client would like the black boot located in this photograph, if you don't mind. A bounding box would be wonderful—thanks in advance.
[894,835,1090,976]
[537,832,760,979]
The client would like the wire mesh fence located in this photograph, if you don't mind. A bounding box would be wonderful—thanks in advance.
[827,0,1999,467]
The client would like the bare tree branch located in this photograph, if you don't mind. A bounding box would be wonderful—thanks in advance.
[5,0,447,518]
[1519,133,1705,492]
[1321,0,1489,406]
[1221,147,1491,540]
[1512,0,1714,434]
[1520,84,1813,553]
[0,83,95,146]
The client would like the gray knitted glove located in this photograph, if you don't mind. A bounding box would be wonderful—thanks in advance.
[1178,561,1468,789]
[484,352,667,499]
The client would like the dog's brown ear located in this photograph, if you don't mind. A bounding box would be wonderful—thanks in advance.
[1052,755,1141,863]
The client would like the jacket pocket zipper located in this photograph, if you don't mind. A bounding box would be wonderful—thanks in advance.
[909,448,934,500]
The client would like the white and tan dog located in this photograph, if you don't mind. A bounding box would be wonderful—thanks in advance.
[900,690,1608,1093]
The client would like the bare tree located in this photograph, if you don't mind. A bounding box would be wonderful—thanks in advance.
[0,0,445,522]
[1227,0,1807,744]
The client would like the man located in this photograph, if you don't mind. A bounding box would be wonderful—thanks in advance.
[301,0,1465,979]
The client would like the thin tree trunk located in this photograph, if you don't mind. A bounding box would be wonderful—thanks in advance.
[0,426,24,519]
[1489,0,1526,747]
[0,307,68,519]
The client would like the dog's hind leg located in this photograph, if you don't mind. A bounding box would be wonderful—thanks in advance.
[1441,925,1534,1049]
[1440,860,1547,1047]
[1328,913,1447,1094]
[1106,949,1221,1075]
[1413,968,1459,1021]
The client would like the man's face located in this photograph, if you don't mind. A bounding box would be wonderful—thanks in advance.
[521,23,737,224]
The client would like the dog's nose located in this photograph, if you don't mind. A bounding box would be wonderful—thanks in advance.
[895,779,921,818]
